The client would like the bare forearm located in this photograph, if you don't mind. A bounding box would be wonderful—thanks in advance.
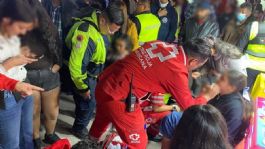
[1,61,14,71]
[153,105,174,113]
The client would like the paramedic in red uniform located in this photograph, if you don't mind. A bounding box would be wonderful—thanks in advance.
[88,39,220,149]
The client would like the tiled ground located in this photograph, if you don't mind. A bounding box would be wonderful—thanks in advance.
[46,93,161,149]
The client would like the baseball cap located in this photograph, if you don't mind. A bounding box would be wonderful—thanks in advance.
[197,1,212,10]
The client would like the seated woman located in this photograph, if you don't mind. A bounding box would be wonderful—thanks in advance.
[160,70,252,148]
[190,36,245,96]
[171,105,232,149]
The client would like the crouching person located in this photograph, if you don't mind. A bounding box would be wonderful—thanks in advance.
[65,2,124,139]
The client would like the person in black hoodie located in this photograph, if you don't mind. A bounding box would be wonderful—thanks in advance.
[21,0,62,148]
[151,0,178,43]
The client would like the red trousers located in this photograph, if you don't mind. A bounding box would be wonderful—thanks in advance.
[89,100,148,149]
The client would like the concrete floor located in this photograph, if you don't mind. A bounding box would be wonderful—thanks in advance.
[49,93,161,149]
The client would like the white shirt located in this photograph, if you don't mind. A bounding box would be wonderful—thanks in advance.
[0,34,27,81]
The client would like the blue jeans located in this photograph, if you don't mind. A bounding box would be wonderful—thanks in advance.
[0,92,33,149]
[72,77,97,132]
[160,111,183,139]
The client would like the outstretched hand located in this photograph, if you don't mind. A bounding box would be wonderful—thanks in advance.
[14,82,44,96]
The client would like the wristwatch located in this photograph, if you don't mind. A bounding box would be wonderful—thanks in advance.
[172,105,178,111]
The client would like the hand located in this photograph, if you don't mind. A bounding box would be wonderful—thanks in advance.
[2,55,38,71]
[158,8,168,17]
[21,46,37,58]
[14,82,44,96]
[203,84,220,101]
[192,72,201,79]
[51,64,60,73]
[172,104,181,111]
[80,90,91,100]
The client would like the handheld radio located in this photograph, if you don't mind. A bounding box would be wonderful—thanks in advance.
[125,74,136,112]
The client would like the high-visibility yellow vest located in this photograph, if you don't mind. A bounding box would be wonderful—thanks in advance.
[65,11,106,90]
[246,21,265,72]
[135,13,161,45]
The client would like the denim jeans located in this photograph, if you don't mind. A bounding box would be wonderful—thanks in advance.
[0,92,33,149]
[72,77,97,132]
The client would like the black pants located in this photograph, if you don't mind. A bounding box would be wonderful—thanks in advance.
[60,64,74,94]
[72,77,97,132]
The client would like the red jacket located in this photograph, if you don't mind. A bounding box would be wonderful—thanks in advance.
[96,41,207,110]
[0,74,18,91]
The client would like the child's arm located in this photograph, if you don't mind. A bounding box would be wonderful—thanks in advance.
[152,104,180,113]
[150,93,180,112]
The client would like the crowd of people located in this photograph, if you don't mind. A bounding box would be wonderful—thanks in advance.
[0,0,264,149]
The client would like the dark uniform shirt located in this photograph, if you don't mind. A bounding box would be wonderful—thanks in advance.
[208,92,243,145]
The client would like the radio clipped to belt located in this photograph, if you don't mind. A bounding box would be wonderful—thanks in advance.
[125,74,137,113]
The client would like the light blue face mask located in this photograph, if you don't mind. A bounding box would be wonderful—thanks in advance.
[236,13,247,22]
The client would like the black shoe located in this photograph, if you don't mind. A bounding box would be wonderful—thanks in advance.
[33,138,43,149]
[71,128,89,140]
[72,140,102,149]
[148,133,163,142]
[43,133,60,144]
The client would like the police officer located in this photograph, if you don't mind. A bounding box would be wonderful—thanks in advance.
[65,3,124,139]
[132,0,161,45]
[245,21,265,88]
[151,0,178,43]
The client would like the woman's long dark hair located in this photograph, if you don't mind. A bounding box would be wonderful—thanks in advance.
[171,105,232,149]
[22,0,62,65]
[0,0,36,23]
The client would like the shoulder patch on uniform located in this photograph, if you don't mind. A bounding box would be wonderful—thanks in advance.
[77,35,84,41]
[78,23,89,32]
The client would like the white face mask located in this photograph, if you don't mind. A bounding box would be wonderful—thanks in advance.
[107,24,115,35]
[159,1,169,8]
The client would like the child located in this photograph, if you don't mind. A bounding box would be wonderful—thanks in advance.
[105,34,132,68]
[160,70,252,148]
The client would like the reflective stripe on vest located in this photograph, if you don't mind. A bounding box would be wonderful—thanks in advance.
[246,54,265,72]
[136,13,161,44]
[246,21,265,58]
